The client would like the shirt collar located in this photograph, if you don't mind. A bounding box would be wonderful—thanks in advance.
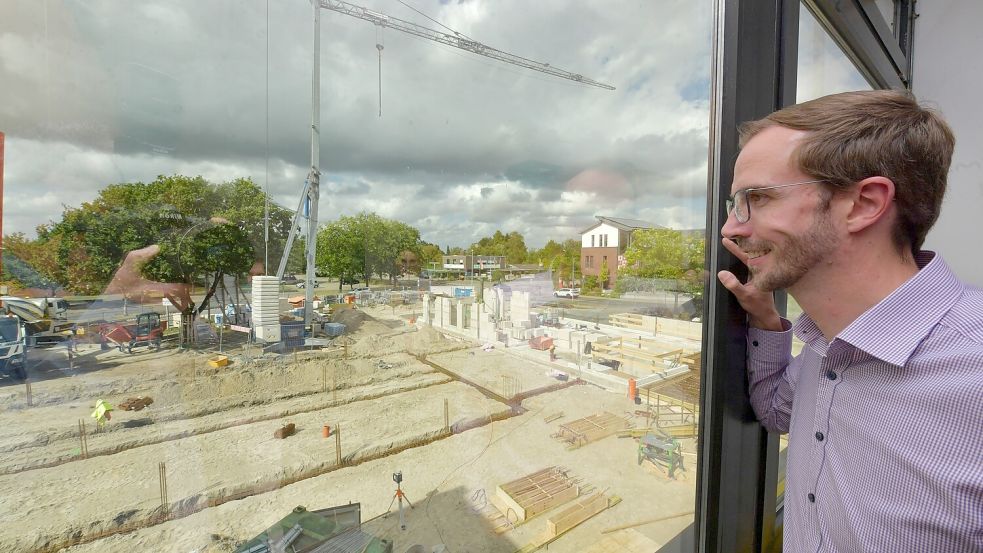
[793,251,964,366]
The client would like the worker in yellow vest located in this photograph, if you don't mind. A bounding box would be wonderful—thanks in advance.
[91,399,113,428]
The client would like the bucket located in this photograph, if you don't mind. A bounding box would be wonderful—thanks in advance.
[322,425,331,438]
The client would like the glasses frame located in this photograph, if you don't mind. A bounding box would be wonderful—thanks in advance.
[725,179,827,223]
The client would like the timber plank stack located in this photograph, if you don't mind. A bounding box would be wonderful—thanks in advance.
[553,412,631,449]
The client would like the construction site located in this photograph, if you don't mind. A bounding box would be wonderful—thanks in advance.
[0,284,703,553]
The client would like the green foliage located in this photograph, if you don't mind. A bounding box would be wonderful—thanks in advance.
[211,177,301,274]
[622,229,703,280]
[617,229,706,308]
[528,238,581,284]
[143,224,253,285]
[316,212,422,287]
[1,232,62,293]
[598,259,610,289]
[39,175,284,302]
[581,275,601,295]
[417,243,443,272]
[491,269,505,282]
[469,230,528,263]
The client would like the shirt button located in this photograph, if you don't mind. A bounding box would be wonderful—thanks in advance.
[826,370,837,380]
[752,340,759,347]
[815,431,824,441]
[808,493,816,503]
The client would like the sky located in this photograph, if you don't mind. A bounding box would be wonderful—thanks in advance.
[0,1,868,252]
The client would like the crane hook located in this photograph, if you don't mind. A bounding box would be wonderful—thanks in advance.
[376,43,384,118]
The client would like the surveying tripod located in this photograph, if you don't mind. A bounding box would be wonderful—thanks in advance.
[386,471,414,530]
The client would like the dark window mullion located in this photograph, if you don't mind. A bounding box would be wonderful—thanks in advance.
[696,1,798,552]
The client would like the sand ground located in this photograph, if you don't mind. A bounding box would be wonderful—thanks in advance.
[0,305,697,553]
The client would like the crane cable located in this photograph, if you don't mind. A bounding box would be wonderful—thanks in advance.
[376,25,384,117]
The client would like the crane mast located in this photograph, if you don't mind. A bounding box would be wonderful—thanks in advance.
[279,0,614,335]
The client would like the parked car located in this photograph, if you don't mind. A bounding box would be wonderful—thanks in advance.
[295,280,319,289]
[554,288,579,298]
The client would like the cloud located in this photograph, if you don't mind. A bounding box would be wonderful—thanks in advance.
[1,0,712,248]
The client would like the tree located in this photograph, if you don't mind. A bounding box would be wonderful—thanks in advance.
[622,229,703,280]
[417,243,443,274]
[317,216,365,290]
[529,238,581,285]
[316,212,423,287]
[211,177,302,274]
[143,223,254,343]
[38,174,285,344]
[617,229,706,316]
[469,230,529,264]
[598,259,610,290]
[1,232,62,294]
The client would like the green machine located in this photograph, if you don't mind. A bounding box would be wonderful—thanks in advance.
[236,503,392,553]
[637,431,687,480]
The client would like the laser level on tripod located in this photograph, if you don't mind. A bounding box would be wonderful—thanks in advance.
[385,471,413,530]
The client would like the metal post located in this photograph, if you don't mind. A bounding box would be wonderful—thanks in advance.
[304,1,322,332]
[335,424,342,466]
[159,461,168,515]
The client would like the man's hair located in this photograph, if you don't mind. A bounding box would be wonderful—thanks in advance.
[738,90,955,255]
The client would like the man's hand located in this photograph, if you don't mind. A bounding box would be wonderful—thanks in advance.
[103,245,193,311]
[716,237,783,331]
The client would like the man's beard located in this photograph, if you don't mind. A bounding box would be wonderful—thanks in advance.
[741,208,838,292]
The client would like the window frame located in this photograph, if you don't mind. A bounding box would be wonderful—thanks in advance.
[686,1,912,552]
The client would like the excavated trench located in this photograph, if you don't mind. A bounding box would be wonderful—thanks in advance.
[0,373,449,476]
[24,347,582,553]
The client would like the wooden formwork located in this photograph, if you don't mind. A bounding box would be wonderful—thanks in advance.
[591,336,700,376]
[547,491,614,538]
[608,313,647,332]
[492,466,579,523]
[552,412,632,449]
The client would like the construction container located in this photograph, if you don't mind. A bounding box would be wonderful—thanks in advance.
[529,335,554,350]
[208,355,229,368]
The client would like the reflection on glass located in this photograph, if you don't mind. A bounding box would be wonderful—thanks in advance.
[873,0,897,34]
[0,1,710,551]
[797,5,872,102]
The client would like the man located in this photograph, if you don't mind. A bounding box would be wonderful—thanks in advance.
[717,90,982,552]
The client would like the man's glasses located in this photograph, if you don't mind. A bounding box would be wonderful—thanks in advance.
[725,179,826,223]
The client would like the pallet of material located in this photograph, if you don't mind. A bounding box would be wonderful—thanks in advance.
[547,492,615,538]
[492,467,579,523]
[553,412,632,449]
[514,494,622,552]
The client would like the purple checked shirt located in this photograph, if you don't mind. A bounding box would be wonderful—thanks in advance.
[747,251,983,552]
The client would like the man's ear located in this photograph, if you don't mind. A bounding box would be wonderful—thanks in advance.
[844,176,895,234]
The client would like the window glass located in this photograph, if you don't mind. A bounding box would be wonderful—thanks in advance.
[0,1,711,551]
[797,4,872,103]
[873,0,897,34]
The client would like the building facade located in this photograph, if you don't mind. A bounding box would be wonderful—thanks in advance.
[580,216,664,288]
[440,254,506,275]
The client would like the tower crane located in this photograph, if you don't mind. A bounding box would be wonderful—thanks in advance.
[276,0,615,332]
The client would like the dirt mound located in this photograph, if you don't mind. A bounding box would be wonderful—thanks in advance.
[331,308,391,336]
